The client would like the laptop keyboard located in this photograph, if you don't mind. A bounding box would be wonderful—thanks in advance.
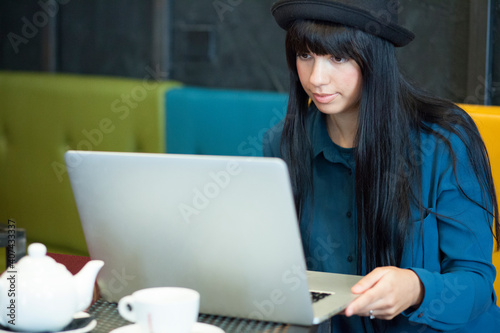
[310,291,332,303]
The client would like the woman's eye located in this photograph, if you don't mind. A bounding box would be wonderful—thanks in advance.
[297,53,310,59]
[332,56,347,63]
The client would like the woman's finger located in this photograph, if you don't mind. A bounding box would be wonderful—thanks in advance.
[351,267,390,294]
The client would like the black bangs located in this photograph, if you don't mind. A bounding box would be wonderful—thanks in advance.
[287,20,362,62]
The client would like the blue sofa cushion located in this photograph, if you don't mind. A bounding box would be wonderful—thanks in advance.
[166,87,288,156]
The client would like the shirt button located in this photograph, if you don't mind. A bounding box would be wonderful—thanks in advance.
[418,312,424,318]
[347,256,353,262]
[346,211,352,218]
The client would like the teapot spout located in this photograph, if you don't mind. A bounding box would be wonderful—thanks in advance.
[74,260,104,311]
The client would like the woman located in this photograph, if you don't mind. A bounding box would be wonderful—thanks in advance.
[264,0,500,331]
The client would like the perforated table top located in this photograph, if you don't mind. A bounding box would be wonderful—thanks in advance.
[87,299,315,333]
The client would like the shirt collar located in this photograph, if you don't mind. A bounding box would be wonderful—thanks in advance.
[309,108,355,167]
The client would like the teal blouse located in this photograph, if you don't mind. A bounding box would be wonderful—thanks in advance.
[263,106,500,332]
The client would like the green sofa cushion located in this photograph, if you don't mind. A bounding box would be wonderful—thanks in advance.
[0,71,180,258]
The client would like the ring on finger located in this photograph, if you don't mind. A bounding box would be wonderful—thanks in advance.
[369,309,375,320]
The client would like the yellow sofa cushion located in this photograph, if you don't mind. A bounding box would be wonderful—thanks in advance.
[0,71,180,258]
[460,104,500,306]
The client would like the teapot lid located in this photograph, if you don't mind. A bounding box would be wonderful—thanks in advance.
[28,243,48,257]
[15,243,69,276]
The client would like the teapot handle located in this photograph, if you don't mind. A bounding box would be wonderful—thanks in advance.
[117,296,137,323]
[0,279,8,327]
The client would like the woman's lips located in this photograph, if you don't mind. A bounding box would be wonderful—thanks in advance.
[313,93,339,104]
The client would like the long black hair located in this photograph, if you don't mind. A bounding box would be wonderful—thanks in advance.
[281,20,499,274]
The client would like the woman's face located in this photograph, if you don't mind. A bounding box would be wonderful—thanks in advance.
[296,51,363,116]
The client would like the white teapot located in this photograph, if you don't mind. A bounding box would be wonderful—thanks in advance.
[0,243,104,332]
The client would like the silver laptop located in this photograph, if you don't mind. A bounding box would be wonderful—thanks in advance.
[65,150,362,326]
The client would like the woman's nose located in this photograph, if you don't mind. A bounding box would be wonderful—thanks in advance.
[309,58,330,87]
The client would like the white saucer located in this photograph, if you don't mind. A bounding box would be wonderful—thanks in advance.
[110,323,224,333]
[0,312,96,333]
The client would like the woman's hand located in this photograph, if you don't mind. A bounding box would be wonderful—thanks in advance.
[344,266,424,320]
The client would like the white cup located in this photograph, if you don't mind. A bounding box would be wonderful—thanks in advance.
[118,287,200,333]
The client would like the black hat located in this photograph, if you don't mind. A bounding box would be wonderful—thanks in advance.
[271,0,415,47]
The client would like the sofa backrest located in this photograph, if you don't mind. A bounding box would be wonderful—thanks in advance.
[0,71,179,256]
[165,87,288,156]
[461,104,500,303]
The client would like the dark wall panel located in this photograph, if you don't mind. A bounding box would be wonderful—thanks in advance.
[171,0,288,92]
[171,0,472,101]
[493,0,500,105]
[396,0,470,103]
[58,0,153,78]
[1,0,497,105]
[0,0,45,72]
